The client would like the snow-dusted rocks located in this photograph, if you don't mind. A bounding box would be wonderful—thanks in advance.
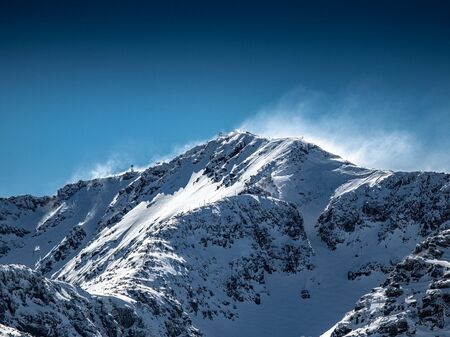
[327,230,450,337]
[0,264,148,337]
[318,172,450,250]
[0,195,52,258]
[317,171,450,286]
[0,175,137,273]
[0,323,32,336]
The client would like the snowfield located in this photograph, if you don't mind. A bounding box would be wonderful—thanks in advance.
[0,131,449,337]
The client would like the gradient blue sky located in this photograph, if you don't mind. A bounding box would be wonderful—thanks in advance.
[1,0,449,196]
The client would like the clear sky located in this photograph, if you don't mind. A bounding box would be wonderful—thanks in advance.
[1,0,449,196]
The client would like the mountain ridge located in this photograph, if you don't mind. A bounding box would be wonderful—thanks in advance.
[0,131,449,337]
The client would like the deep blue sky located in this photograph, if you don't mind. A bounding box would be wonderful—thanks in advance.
[1,0,450,196]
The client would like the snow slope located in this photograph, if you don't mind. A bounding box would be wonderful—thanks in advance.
[0,131,449,337]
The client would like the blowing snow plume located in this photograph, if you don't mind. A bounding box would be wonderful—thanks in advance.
[240,86,449,172]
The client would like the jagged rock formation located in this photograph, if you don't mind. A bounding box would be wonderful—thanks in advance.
[318,172,450,250]
[327,230,450,337]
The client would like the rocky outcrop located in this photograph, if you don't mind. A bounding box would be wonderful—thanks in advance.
[328,230,450,337]
[318,172,450,249]
[0,265,148,337]
[36,225,87,274]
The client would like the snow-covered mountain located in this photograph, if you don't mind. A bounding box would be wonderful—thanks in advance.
[0,131,449,337]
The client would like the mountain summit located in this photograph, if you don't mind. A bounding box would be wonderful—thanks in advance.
[0,131,449,337]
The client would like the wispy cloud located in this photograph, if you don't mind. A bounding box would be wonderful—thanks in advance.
[147,139,207,167]
[69,154,130,182]
[68,138,208,182]
[240,87,449,172]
